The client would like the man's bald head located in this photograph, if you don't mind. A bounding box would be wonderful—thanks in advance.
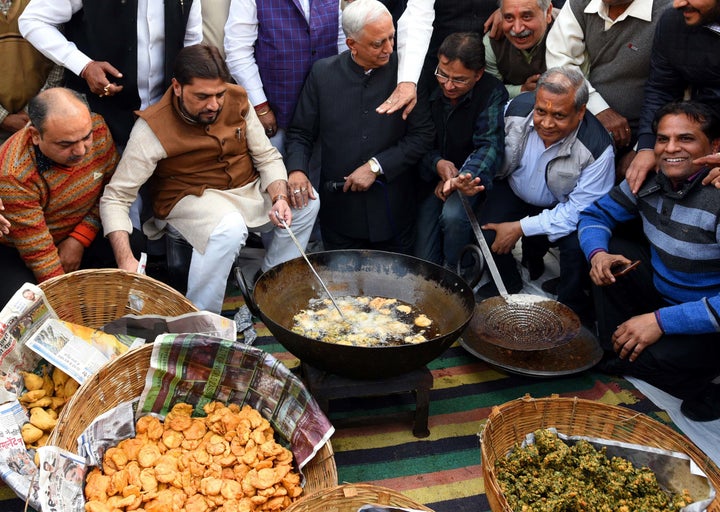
[27,88,95,167]
[28,88,91,135]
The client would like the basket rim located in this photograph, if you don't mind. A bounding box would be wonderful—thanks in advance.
[480,394,720,512]
[284,483,434,511]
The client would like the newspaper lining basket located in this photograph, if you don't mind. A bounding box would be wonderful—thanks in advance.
[481,394,720,512]
[284,483,434,512]
[38,268,197,329]
[47,342,338,496]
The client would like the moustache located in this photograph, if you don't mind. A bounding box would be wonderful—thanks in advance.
[509,29,533,38]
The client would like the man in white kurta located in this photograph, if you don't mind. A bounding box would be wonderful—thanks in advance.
[100,45,319,313]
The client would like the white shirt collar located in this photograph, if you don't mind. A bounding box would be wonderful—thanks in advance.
[584,0,654,24]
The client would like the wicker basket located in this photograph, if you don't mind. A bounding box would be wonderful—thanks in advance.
[38,268,197,328]
[481,394,720,512]
[284,483,434,512]
[47,343,338,496]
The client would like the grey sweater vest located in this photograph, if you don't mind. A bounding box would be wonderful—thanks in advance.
[568,0,671,129]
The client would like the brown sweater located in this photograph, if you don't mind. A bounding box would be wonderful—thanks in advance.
[0,0,54,115]
[138,85,258,219]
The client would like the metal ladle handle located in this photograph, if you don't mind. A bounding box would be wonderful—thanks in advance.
[277,214,346,321]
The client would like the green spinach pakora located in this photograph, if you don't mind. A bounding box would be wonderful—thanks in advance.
[495,429,693,511]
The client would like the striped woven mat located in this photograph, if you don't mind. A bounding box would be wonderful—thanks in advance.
[251,326,675,512]
[0,293,678,512]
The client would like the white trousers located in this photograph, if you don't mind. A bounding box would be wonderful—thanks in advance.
[185,196,320,313]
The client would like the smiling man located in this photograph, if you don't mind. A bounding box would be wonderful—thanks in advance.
[415,32,507,271]
[0,87,119,306]
[286,0,433,254]
[484,0,555,99]
[100,44,319,313]
[578,101,720,421]
[478,67,615,325]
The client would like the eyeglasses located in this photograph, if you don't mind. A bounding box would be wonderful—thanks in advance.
[434,65,471,86]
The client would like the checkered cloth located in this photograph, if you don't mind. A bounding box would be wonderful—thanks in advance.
[137,333,334,468]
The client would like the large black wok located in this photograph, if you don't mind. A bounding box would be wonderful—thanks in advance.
[245,250,475,379]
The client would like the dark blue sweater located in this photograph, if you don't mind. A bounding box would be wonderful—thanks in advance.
[578,170,720,335]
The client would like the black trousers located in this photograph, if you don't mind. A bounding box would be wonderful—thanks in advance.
[479,179,593,322]
[321,221,415,255]
[594,236,720,400]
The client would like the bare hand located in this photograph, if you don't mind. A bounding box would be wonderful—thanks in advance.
[257,108,277,138]
[82,61,124,97]
[696,153,720,188]
[1,112,30,132]
[481,221,523,254]
[443,173,484,197]
[520,74,540,93]
[343,163,376,192]
[0,198,9,238]
[434,181,447,201]
[625,150,657,194]
[287,170,316,209]
[375,82,417,119]
[270,200,292,227]
[484,9,503,40]
[588,251,632,286]
[435,159,458,182]
[596,108,632,148]
[611,313,663,362]
[57,237,85,273]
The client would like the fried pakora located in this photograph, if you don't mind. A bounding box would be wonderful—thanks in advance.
[84,402,302,511]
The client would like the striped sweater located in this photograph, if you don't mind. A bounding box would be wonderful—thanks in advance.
[578,170,720,335]
[0,113,118,281]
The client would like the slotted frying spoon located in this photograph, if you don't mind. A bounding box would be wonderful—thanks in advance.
[459,192,580,351]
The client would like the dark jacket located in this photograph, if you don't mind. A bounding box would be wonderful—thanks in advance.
[421,72,507,194]
[636,8,720,150]
[64,0,193,145]
[286,51,435,243]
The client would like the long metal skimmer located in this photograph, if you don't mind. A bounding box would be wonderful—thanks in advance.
[458,192,509,297]
[277,215,346,321]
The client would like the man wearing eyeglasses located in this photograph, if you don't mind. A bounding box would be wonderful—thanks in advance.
[415,32,507,271]
[479,67,615,326]
[286,0,433,254]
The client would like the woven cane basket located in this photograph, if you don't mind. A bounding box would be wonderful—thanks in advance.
[284,483,434,512]
[38,268,197,328]
[481,394,720,512]
[47,342,338,496]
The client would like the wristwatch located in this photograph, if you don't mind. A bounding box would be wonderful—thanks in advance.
[368,158,381,175]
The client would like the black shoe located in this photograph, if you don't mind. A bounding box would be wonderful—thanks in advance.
[541,277,560,295]
[680,384,720,422]
[521,254,545,281]
[594,353,628,376]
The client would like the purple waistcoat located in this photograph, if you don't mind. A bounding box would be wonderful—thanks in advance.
[256,0,339,128]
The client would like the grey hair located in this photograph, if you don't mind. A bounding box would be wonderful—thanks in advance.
[498,0,552,12]
[537,66,589,111]
[342,0,392,40]
[28,87,90,135]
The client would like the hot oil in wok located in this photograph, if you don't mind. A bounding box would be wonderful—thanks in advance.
[291,296,439,346]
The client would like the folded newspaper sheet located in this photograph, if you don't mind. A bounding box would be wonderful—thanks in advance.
[35,334,333,512]
[0,283,237,508]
